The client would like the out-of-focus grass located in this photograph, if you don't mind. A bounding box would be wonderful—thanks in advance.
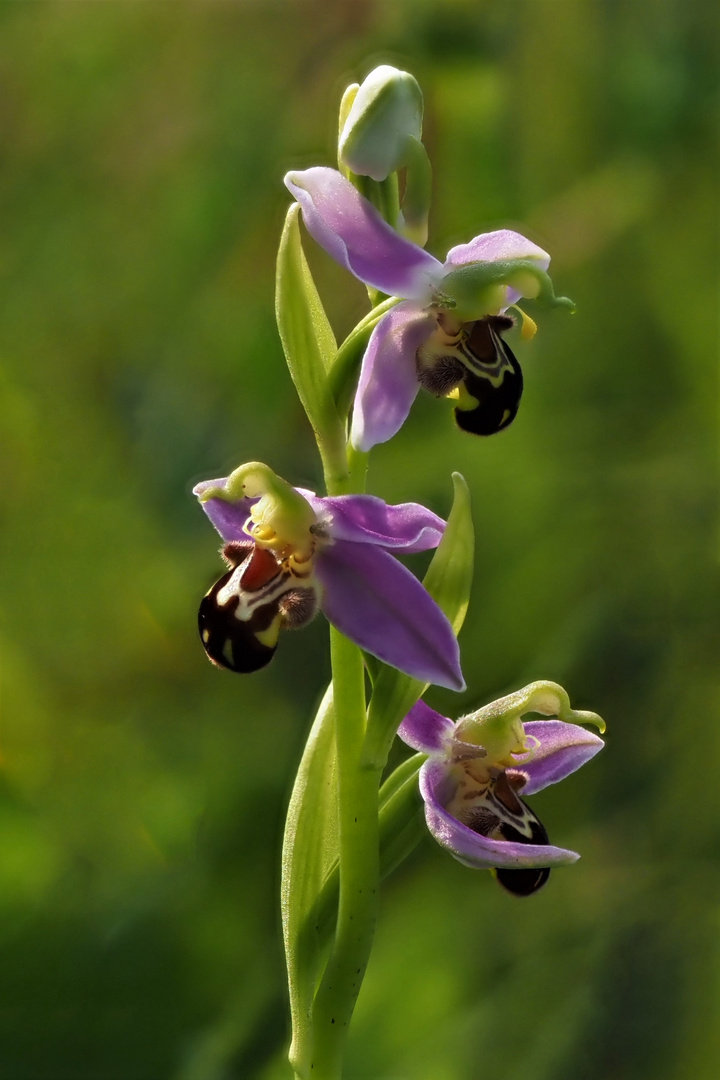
[0,2,717,1078]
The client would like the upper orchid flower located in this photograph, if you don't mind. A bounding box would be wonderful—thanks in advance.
[399,681,604,895]
[193,462,464,690]
[285,167,572,451]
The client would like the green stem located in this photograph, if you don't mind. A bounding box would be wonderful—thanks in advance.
[298,753,426,959]
[355,173,400,228]
[347,446,368,492]
[299,455,383,1079]
[318,439,352,498]
[288,288,414,1071]
[309,626,380,1078]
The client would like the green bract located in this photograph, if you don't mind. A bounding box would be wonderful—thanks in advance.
[275,204,347,486]
[364,471,475,769]
[281,687,338,1078]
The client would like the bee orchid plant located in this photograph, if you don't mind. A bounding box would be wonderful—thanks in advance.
[193,65,604,1080]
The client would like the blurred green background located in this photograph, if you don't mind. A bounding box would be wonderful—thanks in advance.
[0,1,717,1077]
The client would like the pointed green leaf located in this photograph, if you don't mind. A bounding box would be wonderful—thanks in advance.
[281,685,338,1074]
[363,472,475,768]
[422,471,474,638]
[276,205,346,465]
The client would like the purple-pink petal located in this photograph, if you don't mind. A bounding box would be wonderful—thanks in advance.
[307,493,445,553]
[192,478,254,542]
[443,229,550,272]
[398,700,454,754]
[420,761,579,869]
[350,302,434,451]
[444,229,551,310]
[315,539,464,691]
[508,720,605,796]
[285,167,443,299]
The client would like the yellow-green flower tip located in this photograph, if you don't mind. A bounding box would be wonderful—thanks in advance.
[454,680,605,765]
[201,462,317,559]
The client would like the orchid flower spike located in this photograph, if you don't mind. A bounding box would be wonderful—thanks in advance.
[194,462,464,690]
[399,681,604,895]
[285,167,573,451]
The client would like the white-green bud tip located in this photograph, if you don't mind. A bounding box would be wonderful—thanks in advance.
[338,65,423,182]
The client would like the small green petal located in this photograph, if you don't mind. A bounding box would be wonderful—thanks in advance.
[398,135,432,247]
[456,680,606,752]
[441,258,575,321]
[337,82,359,179]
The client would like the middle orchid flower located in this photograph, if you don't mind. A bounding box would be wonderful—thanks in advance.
[286,167,568,451]
[194,462,464,690]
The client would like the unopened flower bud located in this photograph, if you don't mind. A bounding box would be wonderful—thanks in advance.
[338,65,423,182]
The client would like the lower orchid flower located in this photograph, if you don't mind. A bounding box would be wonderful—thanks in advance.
[285,167,572,451]
[399,681,604,895]
[193,462,464,690]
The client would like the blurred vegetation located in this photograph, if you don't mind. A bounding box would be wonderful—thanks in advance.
[0,1,717,1078]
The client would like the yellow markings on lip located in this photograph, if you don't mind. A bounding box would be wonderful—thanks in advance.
[447,383,479,411]
[255,613,283,648]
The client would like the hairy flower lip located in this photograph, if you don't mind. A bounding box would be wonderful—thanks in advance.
[195,476,465,690]
[398,693,604,874]
[284,167,554,450]
[420,759,579,870]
